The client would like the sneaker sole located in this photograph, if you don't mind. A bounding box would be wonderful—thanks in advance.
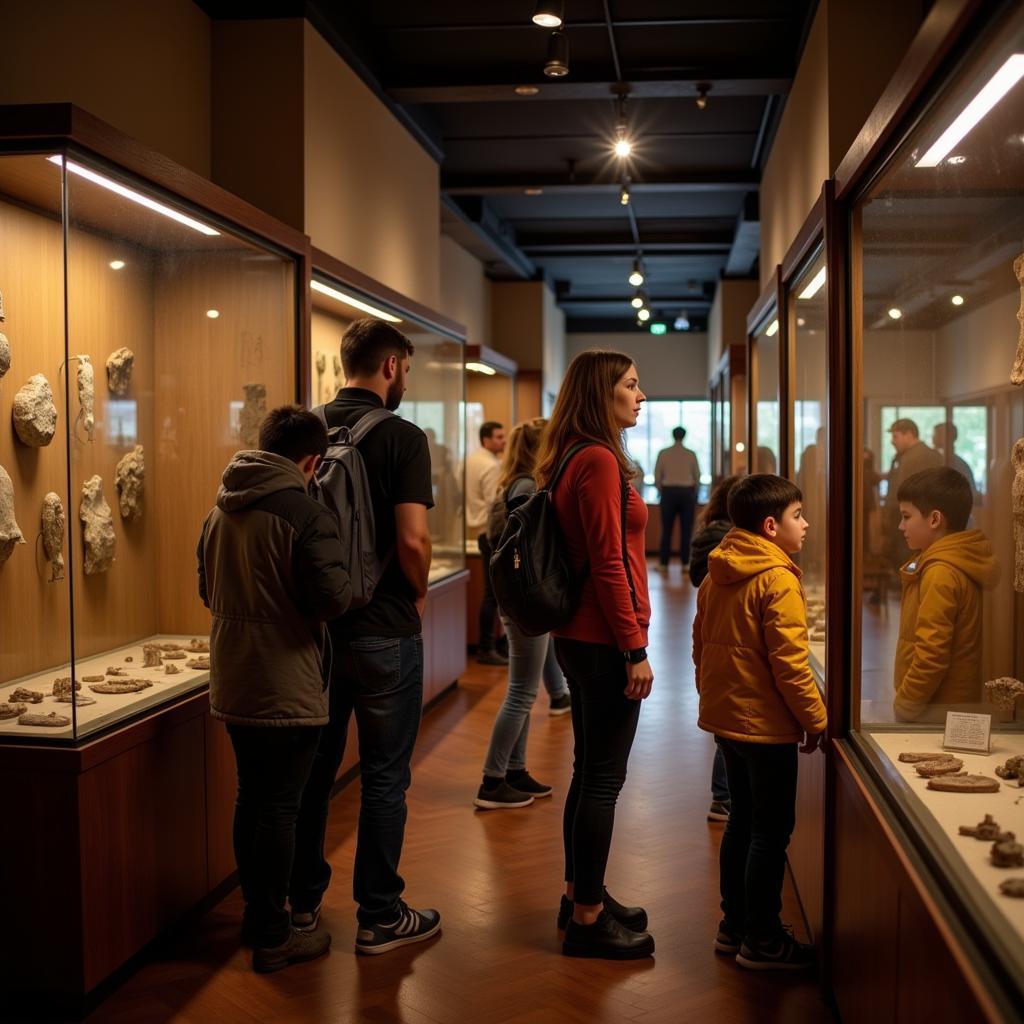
[562,937,655,960]
[473,795,534,809]
[549,707,571,717]
[355,921,441,955]
[735,952,811,971]
[714,939,741,954]
[292,916,320,933]
[707,811,730,822]
[253,940,331,974]
[522,789,553,799]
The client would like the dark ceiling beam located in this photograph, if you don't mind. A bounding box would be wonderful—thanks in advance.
[559,296,713,307]
[389,79,791,103]
[443,171,760,195]
[442,130,758,143]
[524,245,731,258]
[564,317,709,333]
[724,192,761,276]
[377,17,790,33]
[441,195,535,280]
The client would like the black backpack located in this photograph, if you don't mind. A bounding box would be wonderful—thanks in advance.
[489,442,637,637]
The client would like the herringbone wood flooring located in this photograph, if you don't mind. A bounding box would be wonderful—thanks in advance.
[84,564,833,1023]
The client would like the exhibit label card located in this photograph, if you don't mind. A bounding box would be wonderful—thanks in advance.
[942,712,992,754]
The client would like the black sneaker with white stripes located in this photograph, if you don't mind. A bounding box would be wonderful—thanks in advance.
[354,900,441,955]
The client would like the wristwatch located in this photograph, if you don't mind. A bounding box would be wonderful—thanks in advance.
[624,647,648,664]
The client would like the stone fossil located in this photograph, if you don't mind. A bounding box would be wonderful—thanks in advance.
[9,688,43,704]
[75,355,94,442]
[1000,878,1024,898]
[142,644,162,668]
[165,663,182,675]
[1013,253,1024,386]
[125,656,133,663]
[19,712,71,728]
[52,677,82,698]
[188,638,210,653]
[995,755,1024,785]
[55,693,96,706]
[0,703,26,721]
[1013,438,1024,592]
[105,347,134,395]
[0,331,9,380]
[80,675,105,684]
[984,677,1024,714]
[915,758,964,778]
[90,679,152,694]
[959,815,1015,842]
[991,840,1024,868]
[42,492,66,582]
[0,463,25,565]
[927,774,1001,793]
[186,657,211,670]
[239,382,266,448]
[115,445,144,520]
[80,475,115,574]
[898,752,958,763]
[158,642,184,652]
[106,666,127,676]
[162,650,186,660]
[12,374,57,446]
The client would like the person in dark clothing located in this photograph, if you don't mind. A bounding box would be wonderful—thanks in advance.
[689,474,742,824]
[197,405,351,974]
[289,317,440,957]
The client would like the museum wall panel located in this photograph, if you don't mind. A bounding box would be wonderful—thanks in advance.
[440,236,492,350]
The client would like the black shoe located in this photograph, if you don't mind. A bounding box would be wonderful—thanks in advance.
[291,903,322,933]
[253,928,331,973]
[735,927,815,971]
[548,693,572,716]
[707,800,731,822]
[477,650,509,666]
[557,888,649,931]
[714,920,742,955]
[562,910,654,960]
[505,770,553,798]
[474,780,534,810]
[355,901,441,955]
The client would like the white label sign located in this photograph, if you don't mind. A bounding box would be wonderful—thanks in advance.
[943,711,992,754]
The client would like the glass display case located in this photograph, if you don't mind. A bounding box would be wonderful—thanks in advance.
[849,4,1024,975]
[0,147,298,743]
[309,269,466,582]
[750,308,781,475]
[709,345,747,479]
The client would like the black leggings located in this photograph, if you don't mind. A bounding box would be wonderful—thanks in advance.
[554,638,642,906]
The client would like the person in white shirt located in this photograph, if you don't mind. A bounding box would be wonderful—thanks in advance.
[466,421,507,664]
[654,427,701,572]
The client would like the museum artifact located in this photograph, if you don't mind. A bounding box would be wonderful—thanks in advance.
[927,774,1001,793]
[106,666,127,676]
[12,373,57,446]
[188,638,210,652]
[0,464,25,565]
[125,656,133,662]
[991,840,1024,868]
[985,676,1024,714]
[162,650,186,660]
[89,679,152,694]
[916,757,964,777]
[958,815,1015,841]
[80,475,115,574]
[55,692,95,706]
[995,755,1024,785]
[899,751,958,763]
[1013,437,1024,592]
[75,355,94,442]
[80,675,104,684]
[1013,253,1024,386]
[0,331,9,380]
[186,657,210,670]
[19,712,71,727]
[0,703,26,721]
[41,492,66,583]
[316,352,326,402]
[1000,878,1024,898]
[158,642,183,651]
[142,644,162,668]
[239,382,266,447]
[333,355,343,392]
[165,663,181,675]
[105,347,134,395]
[115,445,144,520]
[8,688,43,704]
[52,677,81,698]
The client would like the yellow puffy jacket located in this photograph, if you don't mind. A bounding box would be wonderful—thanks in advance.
[693,529,827,744]
[893,529,999,721]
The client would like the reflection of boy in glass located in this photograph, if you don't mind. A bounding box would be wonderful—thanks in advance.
[892,468,999,721]
[931,422,981,509]
[884,419,942,568]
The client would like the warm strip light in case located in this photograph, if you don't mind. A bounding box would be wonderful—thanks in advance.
[915,53,1024,167]
[47,156,220,235]
[466,362,497,375]
[310,280,403,323]
[798,266,826,300]
[765,319,779,337]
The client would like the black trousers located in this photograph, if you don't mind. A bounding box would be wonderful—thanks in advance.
[554,638,642,906]
[716,737,798,942]
[227,724,322,948]
[477,532,499,652]
[659,486,698,566]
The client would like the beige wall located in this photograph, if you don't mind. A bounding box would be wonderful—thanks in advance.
[303,23,440,309]
[708,278,761,368]
[440,236,491,347]
[566,333,710,399]
[490,281,545,367]
[1,0,212,178]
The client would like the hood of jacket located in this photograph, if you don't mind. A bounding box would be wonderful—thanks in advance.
[216,450,308,513]
[707,528,802,586]
[900,529,1000,590]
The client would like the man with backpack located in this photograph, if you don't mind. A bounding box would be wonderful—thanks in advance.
[289,317,440,955]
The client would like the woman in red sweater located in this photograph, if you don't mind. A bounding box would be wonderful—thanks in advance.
[534,350,655,960]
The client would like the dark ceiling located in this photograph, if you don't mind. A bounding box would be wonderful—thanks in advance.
[199,2,820,332]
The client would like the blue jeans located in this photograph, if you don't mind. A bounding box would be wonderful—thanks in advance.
[291,633,424,925]
[711,745,730,803]
[482,616,568,778]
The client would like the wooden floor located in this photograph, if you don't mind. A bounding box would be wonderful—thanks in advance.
[85,564,834,1024]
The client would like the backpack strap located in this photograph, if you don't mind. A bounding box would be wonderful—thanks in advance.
[349,407,395,444]
[312,404,328,427]
[547,440,595,492]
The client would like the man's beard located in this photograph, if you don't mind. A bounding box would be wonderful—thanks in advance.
[385,373,404,411]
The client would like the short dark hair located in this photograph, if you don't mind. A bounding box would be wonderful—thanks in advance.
[889,418,920,437]
[341,317,414,378]
[897,467,971,531]
[480,421,503,443]
[673,427,686,441]
[934,421,958,442]
[258,405,328,462]
[727,474,803,534]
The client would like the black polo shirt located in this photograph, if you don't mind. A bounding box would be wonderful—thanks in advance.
[322,387,434,640]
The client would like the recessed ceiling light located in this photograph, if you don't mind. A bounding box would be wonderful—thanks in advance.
[206,309,220,319]
[514,85,540,96]
[524,187,544,195]
[797,317,806,327]
[951,294,965,306]
[735,442,746,454]
[109,260,125,270]
[888,307,903,320]
[532,1,563,28]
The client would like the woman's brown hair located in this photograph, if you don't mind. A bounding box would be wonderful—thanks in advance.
[535,350,636,488]
[699,474,742,528]
[497,417,547,493]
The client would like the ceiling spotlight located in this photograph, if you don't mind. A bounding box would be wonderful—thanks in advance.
[631,293,645,309]
[109,259,125,270]
[525,187,544,195]
[637,307,651,322]
[544,30,569,77]
[628,259,644,287]
[951,294,965,306]
[797,317,806,326]
[696,83,711,110]
[514,84,540,96]
[888,307,903,320]
[674,313,690,331]
[620,183,630,206]
[614,137,632,158]
[206,309,220,319]
[532,1,564,28]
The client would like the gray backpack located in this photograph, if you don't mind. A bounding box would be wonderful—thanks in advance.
[312,405,393,610]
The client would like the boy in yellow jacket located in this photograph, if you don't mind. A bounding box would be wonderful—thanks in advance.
[692,474,827,971]
[893,467,999,722]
